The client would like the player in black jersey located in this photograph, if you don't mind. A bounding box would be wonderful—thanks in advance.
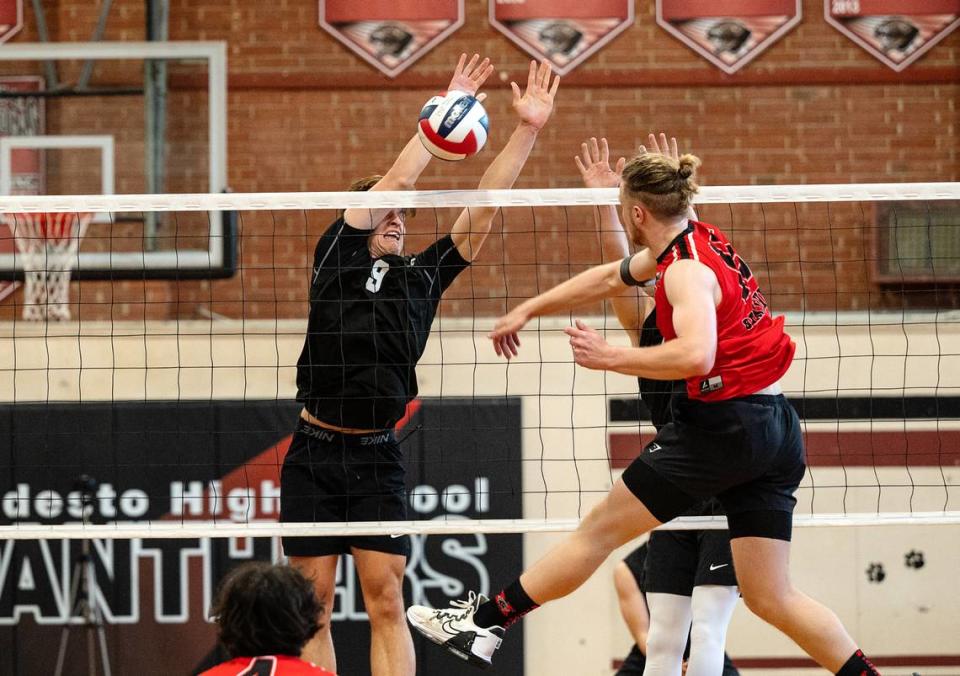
[579,135,740,676]
[282,54,561,676]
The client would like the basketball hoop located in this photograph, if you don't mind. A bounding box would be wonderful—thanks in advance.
[4,212,91,321]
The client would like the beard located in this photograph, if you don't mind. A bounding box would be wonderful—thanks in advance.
[625,221,646,248]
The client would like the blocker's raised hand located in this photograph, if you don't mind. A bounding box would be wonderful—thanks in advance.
[639,132,680,161]
[575,137,626,189]
[512,59,561,131]
[447,53,494,103]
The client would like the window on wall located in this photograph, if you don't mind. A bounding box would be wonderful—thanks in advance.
[873,201,960,284]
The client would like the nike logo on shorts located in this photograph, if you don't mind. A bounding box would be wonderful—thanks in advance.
[709,563,729,571]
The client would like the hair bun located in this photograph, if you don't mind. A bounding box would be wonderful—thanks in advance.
[677,154,700,181]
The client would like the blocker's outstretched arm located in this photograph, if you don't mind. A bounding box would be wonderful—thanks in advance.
[343,53,494,231]
[450,59,560,262]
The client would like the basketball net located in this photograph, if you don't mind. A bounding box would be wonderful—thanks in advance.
[5,212,91,321]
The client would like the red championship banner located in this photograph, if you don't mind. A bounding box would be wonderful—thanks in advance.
[319,0,464,78]
[0,0,22,43]
[489,0,634,76]
[0,75,44,303]
[657,0,802,74]
[825,0,960,71]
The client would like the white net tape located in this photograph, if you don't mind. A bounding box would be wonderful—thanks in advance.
[0,182,957,213]
[3,512,960,541]
[0,182,958,540]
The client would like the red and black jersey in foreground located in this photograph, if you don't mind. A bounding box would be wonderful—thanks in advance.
[653,220,795,401]
[201,655,335,676]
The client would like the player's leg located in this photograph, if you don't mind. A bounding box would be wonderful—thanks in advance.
[507,422,698,610]
[518,479,664,605]
[406,424,698,667]
[724,399,878,675]
[280,421,352,671]
[732,535,865,672]
[643,593,692,676]
[288,555,340,670]
[686,522,739,676]
[686,586,739,676]
[642,529,697,676]
[347,434,414,675]
[353,548,415,676]
[407,478,667,667]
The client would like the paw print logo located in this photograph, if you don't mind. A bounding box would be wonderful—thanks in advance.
[905,550,925,569]
[866,562,886,583]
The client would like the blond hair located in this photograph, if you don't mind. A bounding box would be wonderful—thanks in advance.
[347,175,383,193]
[621,152,700,219]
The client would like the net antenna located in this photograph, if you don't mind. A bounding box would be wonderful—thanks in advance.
[4,211,91,320]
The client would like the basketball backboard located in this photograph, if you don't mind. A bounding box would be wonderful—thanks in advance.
[0,42,235,281]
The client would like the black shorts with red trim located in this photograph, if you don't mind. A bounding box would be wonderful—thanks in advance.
[621,395,805,541]
[280,419,410,557]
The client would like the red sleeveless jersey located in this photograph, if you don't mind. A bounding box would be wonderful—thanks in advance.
[653,220,795,401]
[201,655,336,676]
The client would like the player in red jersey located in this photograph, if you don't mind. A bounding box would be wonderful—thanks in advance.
[201,562,335,676]
[204,655,334,676]
[406,138,880,676]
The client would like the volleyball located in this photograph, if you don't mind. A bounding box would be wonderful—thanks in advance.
[417,90,489,161]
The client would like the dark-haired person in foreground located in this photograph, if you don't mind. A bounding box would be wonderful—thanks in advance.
[201,562,334,676]
[283,53,560,676]
[407,140,880,676]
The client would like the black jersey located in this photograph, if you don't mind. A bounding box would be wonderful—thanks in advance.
[637,311,727,520]
[637,309,686,430]
[296,218,469,430]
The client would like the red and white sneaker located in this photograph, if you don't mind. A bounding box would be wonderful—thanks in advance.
[406,591,505,669]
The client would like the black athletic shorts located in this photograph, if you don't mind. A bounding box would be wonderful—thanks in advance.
[643,499,737,594]
[644,529,737,594]
[622,394,805,541]
[280,419,410,557]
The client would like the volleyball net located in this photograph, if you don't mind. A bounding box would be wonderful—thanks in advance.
[0,182,958,541]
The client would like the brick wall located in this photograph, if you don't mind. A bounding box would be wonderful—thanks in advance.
[0,0,956,320]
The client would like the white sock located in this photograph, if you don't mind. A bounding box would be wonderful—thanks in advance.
[642,593,692,676]
[685,585,739,676]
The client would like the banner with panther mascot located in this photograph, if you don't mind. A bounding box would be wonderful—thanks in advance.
[825,0,960,72]
[319,0,464,78]
[489,0,634,76]
[657,0,802,74]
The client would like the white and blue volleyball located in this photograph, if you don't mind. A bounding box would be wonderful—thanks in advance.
[417,90,489,161]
